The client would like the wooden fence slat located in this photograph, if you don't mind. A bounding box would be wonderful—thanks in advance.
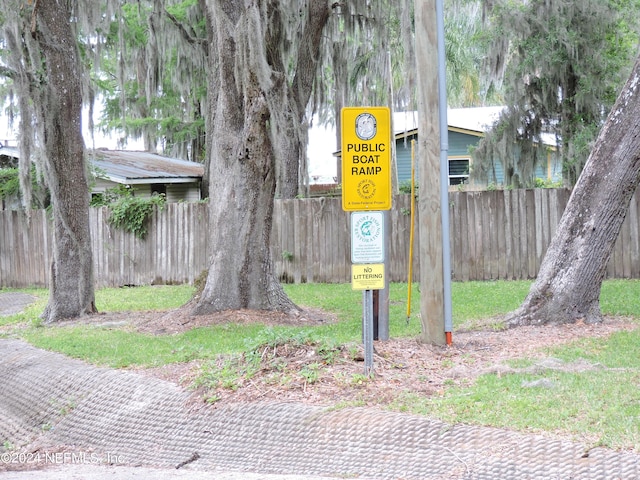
[22,211,32,287]
[487,191,499,280]
[0,212,6,286]
[447,195,458,281]
[621,207,631,278]
[534,189,543,269]
[502,191,513,279]
[510,190,522,280]
[471,192,483,280]
[630,193,640,276]
[19,211,30,287]
[480,192,491,280]
[464,192,476,280]
[495,191,507,279]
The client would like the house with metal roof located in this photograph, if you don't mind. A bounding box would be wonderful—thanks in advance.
[89,149,204,202]
[0,143,20,169]
[0,148,204,209]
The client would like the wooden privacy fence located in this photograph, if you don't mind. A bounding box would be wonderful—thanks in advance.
[0,203,211,289]
[2,188,640,289]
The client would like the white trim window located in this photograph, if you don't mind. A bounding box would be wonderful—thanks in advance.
[448,157,470,185]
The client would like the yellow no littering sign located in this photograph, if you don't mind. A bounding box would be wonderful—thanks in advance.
[341,107,392,211]
[351,263,385,290]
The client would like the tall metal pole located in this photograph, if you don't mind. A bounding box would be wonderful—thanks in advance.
[415,0,446,345]
[436,0,453,345]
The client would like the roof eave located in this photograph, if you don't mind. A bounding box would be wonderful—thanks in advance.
[97,175,201,185]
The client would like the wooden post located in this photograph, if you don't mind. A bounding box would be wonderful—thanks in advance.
[414,0,446,344]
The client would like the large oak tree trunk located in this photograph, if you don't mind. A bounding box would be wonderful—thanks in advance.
[33,0,96,322]
[193,1,298,314]
[506,54,640,327]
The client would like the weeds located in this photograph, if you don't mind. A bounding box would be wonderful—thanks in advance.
[194,333,356,401]
[194,351,262,392]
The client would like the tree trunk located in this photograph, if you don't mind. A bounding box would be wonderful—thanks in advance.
[193,0,298,314]
[33,0,96,322]
[506,53,640,327]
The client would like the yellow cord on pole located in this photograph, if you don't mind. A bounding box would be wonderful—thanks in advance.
[406,140,416,323]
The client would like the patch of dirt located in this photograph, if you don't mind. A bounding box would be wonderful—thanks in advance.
[135,306,337,334]
[50,305,336,334]
[85,306,638,410]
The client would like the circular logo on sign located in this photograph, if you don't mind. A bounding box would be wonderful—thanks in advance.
[357,179,376,200]
[355,215,382,244]
[355,112,377,140]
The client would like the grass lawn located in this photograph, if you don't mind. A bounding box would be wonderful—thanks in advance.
[2,279,640,451]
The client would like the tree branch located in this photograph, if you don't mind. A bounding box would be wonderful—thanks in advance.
[164,9,208,47]
[30,0,40,35]
[0,65,18,80]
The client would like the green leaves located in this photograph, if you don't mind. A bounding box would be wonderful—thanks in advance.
[478,0,640,186]
[106,190,166,239]
[0,168,19,199]
[92,184,166,239]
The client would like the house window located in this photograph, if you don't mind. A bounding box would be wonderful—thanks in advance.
[448,158,470,186]
[151,183,167,196]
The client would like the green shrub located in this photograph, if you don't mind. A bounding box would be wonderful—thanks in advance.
[398,180,419,195]
[107,191,166,239]
[0,168,20,199]
[534,177,563,188]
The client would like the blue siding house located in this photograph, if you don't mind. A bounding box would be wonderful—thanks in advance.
[393,107,562,189]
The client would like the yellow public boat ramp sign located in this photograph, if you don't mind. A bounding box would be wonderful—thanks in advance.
[341,107,392,211]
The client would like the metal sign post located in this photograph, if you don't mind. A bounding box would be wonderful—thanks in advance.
[342,106,392,376]
[363,289,374,376]
[351,261,385,376]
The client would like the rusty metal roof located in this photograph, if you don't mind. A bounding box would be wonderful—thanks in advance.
[89,149,204,185]
[0,145,20,160]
